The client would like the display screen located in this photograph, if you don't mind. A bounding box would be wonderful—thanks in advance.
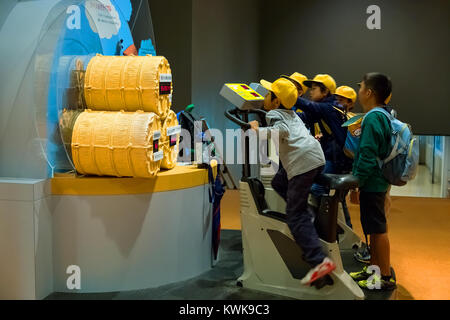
[159,82,171,95]
[240,85,250,90]
[169,135,177,147]
[153,139,159,152]
[251,92,259,97]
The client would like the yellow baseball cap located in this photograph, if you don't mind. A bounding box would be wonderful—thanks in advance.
[334,86,357,103]
[260,78,298,109]
[303,74,337,94]
[281,72,308,95]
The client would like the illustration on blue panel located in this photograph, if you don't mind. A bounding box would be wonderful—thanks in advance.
[46,0,156,175]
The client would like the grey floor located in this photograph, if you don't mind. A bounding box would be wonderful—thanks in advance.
[46,230,394,300]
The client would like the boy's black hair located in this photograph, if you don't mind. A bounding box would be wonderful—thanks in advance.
[270,91,277,101]
[312,82,331,96]
[363,72,392,105]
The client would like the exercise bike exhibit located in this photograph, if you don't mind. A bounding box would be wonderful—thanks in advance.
[221,83,396,300]
[248,83,362,251]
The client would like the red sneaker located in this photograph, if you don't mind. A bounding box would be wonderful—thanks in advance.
[300,258,336,286]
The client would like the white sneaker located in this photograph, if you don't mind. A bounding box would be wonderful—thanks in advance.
[300,257,336,286]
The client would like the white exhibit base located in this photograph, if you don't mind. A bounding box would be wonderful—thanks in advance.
[0,178,53,299]
[0,179,212,298]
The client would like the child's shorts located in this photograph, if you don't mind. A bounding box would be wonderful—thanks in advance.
[359,191,387,235]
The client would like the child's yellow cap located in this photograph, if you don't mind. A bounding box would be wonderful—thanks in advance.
[281,72,308,95]
[260,78,298,109]
[335,86,357,103]
[304,74,337,94]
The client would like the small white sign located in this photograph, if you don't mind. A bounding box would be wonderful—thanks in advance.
[85,0,121,39]
[167,125,181,136]
[153,151,163,161]
[160,74,172,83]
[153,130,161,140]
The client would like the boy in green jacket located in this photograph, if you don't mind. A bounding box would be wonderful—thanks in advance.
[350,73,396,291]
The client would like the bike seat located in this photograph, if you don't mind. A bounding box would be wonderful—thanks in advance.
[315,174,359,191]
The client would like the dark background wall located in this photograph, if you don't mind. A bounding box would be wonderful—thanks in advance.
[148,0,261,179]
[259,0,450,136]
[149,0,449,144]
[191,0,261,179]
[148,0,192,111]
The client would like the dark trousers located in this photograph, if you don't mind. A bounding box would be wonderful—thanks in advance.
[271,165,326,267]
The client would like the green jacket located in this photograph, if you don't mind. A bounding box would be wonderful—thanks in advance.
[352,110,391,192]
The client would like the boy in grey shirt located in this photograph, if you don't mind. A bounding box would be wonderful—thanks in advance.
[250,78,335,286]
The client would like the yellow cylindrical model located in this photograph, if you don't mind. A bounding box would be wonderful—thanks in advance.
[160,110,180,169]
[71,110,163,178]
[59,108,83,162]
[84,54,172,118]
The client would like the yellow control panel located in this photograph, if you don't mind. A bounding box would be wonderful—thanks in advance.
[224,83,264,101]
[220,83,265,110]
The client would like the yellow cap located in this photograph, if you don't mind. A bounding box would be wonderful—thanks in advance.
[334,86,357,103]
[260,78,298,109]
[304,74,337,94]
[281,72,308,95]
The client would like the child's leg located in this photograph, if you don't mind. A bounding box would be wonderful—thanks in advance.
[341,196,353,228]
[360,191,391,277]
[271,166,288,202]
[286,167,325,267]
[370,233,391,277]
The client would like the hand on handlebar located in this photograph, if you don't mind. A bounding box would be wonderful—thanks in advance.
[249,120,259,131]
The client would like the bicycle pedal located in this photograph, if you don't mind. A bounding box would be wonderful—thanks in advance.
[311,274,334,290]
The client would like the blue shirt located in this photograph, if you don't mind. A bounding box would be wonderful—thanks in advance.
[293,95,350,169]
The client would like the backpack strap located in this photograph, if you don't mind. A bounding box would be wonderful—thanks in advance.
[319,106,348,136]
[320,120,332,135]
[363,107,397,166]
[364,107,393,123]
[333,106,346,117]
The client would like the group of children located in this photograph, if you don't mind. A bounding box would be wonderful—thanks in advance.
[249,72,396,291]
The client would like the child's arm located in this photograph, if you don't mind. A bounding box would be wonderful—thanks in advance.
[296,110,314,132]
[265,112,289,139]
[250,113,289,139]
[295,97,333,122]
[352,113,389,187]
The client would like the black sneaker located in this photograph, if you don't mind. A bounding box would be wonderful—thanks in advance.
[349,266,372,282]
[354,243,371,264]
[358,275,397,291]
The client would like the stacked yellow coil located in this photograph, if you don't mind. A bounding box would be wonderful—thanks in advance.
[160,110,180,169]
[84,54,172,119]
[60,108,83,161]
[71,110,162,178]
